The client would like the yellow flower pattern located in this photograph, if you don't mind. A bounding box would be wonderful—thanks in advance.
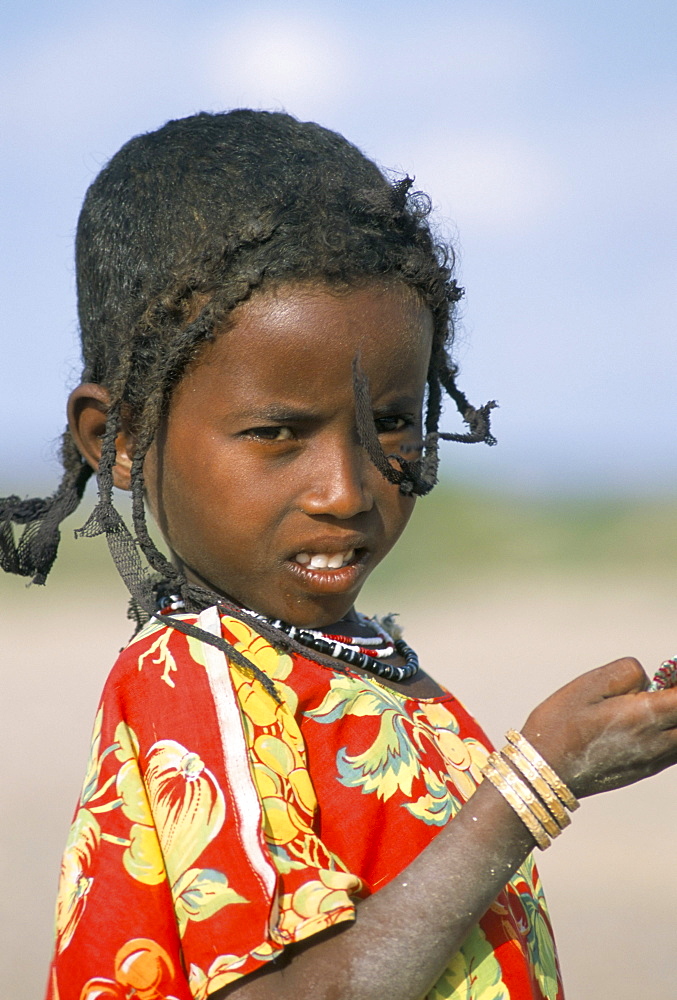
[54,705,107,953]
[54,707,246,954]
[427,925,509,1000]
[55,807,100,953]
[306,675,490,825]
[221,619,361,929]
[504,856,560,1000]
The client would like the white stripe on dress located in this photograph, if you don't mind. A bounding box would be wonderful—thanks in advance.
[196,606,277,901]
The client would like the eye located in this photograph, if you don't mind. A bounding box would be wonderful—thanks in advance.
[374,414,413,434]
[244,425,295,442]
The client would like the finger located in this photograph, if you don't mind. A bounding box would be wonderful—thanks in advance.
[640,685,677,731]
[597,657,648,698]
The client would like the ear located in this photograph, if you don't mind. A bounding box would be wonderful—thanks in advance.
[67,384,134,491]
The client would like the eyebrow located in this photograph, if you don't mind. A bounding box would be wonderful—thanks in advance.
[230,404,320,424]
[372,397,420,414]
[230,392,422,425]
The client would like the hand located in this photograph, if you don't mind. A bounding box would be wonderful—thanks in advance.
[521,657,677,799]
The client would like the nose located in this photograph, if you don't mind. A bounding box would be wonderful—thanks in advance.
[299,436,374,520]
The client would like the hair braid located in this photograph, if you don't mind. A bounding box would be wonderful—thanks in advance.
[0,430,93,583]
[418,374,444,489]
[73,341,159,609]
[435,350,497,446]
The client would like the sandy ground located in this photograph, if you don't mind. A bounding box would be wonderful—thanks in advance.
[2,571,676,999]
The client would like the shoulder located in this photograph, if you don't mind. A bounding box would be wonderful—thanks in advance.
[102,609,300,720]
[108,612,198,674]
[101,613,205,720]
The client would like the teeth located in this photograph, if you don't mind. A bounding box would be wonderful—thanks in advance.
[294,548,356,569]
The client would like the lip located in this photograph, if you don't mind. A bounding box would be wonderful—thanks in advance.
[284,542,370,594]
[285,533,368,560]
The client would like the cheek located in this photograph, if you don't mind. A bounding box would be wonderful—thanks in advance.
[141,435,220,546]
[379,486,416,546]
[397,494,417,533]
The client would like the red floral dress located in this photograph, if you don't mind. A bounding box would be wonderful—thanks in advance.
[46,608,564,1000]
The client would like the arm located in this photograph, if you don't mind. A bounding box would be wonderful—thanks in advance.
[216,657,677,1000]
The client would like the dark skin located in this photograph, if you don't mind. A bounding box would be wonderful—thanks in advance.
[69,280,677,1000]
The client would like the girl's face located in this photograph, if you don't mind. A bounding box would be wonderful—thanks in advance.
[144,281,433,628]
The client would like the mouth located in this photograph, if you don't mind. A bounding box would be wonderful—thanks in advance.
[293,548,356,570]
[285,545,369,593]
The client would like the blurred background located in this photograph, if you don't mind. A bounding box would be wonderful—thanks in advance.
[1,1,676,997]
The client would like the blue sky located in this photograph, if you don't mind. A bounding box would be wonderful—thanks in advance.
[1,0,675,494]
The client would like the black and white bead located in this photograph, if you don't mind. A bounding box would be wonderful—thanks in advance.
[243,609,419,682]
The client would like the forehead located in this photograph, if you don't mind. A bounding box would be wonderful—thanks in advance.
[189,281,434,399]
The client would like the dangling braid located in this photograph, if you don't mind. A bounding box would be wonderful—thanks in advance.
[1,109,497,697]
[0,431,93,584]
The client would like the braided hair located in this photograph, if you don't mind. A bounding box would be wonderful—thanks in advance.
[0,109,495,687]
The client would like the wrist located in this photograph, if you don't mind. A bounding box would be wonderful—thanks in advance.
[480,731,579,851]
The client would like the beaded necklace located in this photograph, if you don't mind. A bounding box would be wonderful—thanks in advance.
[156,594,419,683]
[242,609,420,683]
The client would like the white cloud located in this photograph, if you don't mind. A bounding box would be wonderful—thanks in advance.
[409,132,563,235]
[203,14,353,110]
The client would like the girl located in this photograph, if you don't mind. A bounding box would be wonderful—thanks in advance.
[2,109,676,1000]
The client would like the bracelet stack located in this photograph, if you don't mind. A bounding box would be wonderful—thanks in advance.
[480,730,579,850]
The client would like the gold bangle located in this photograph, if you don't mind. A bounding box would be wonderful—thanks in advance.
[489,752,561,840]
[502,743,571,830]
[505,730,579,812]
[481,756,551,850]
